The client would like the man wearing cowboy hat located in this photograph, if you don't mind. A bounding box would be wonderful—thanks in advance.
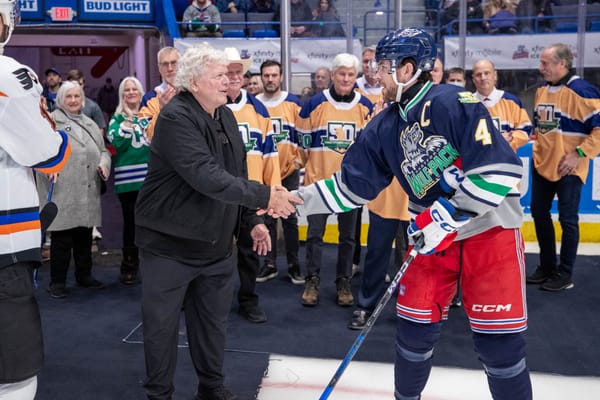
[224,47,282,323]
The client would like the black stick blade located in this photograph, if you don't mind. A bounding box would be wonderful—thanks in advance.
[40,202,58,234]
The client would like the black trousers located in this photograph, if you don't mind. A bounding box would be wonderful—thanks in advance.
[141,251,235,400]
[117,191,139,250]
[49,227,93,284]
[306,210,358,279]
[353,206,363,265]
[0,262,43,382]
[236,224,260,308]
[264,170,300,267]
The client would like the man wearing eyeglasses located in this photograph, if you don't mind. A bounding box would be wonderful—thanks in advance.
[139,47,181,141]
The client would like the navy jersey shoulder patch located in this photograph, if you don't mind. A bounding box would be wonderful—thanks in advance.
[457,91,480,104]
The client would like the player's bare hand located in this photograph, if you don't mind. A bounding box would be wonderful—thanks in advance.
[258,186,303,218]
[250,223,271,255]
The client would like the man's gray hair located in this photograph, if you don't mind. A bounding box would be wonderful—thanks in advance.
[56,80,85,110]
[174,43,229,91]
[548,43,573,70]
[362,46,376,56]
[157,46,180,63]
[331,53,359,72]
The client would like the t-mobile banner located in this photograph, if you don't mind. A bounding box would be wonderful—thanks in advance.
[444,33,600,70]
[174,38,363,74]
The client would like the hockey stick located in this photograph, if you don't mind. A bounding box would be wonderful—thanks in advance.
[40,179,57,234]
[319,246,420,400]
[36,179,57,288]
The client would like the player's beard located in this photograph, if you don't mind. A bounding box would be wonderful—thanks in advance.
[264,83,279,94]
[382,85,397,102]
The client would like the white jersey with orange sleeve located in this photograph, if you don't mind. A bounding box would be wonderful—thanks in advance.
[227,89,281,185]
[297,89,373,185]
[474,88,532,152]
[354,76,384,105]
[256,91,302,180]
[0,55,71,267]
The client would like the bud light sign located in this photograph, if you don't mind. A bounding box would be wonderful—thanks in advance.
[79,0,154,22]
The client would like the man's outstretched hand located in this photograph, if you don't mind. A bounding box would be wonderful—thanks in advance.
[256,185,303,218]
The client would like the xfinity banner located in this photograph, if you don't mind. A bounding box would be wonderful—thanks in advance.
[444,33,600,69]
[175,38,363,74]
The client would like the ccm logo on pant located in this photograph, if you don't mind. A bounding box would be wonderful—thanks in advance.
[471,304,512,312]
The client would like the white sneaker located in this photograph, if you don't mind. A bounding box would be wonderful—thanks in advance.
[92,226,102,240]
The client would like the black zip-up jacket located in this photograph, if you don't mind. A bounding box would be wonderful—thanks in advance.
[135,91,270,261]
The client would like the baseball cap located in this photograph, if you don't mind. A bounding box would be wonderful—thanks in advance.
[45,67,61,76]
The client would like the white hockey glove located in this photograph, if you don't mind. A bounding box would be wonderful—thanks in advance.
[408,197,471,255]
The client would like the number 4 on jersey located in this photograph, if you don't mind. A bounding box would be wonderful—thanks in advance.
[474,118,492,145]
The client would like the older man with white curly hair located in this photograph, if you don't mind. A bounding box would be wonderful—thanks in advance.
[135,43,302,400]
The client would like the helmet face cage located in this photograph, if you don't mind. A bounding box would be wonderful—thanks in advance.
[0,0,19,47]
[375,27,437,73]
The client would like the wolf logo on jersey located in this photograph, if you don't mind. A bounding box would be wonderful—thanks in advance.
[400,123,459,198]
[535,103,561,134]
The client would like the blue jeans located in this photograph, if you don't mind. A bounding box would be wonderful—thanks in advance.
[530,168,582,277]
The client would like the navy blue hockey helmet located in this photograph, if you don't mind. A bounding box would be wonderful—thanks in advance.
[375,27,437,72]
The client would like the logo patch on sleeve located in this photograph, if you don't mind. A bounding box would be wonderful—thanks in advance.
[457,91,480,104]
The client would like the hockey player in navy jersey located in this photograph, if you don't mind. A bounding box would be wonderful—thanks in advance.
[295,27,532,399]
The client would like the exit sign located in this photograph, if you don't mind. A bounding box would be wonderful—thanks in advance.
[48,6,76,22]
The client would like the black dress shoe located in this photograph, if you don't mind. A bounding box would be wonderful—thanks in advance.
[238,305,267,323]
[120,271,140,285]
[348,309,371,330]
[197,385,237,400]
[76,276,105,289]
[526,265,553,284]
[47,283,68,299]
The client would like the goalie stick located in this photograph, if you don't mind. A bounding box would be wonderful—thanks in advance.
[319,245,420,400]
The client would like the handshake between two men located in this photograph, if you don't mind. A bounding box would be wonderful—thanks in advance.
[258,185,303,219]
[251,185,303,256]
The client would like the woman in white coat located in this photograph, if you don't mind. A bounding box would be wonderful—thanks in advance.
[37,81,111,298]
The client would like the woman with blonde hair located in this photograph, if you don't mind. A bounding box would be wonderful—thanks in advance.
[247,74,264,96]
[106,76,149,285]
